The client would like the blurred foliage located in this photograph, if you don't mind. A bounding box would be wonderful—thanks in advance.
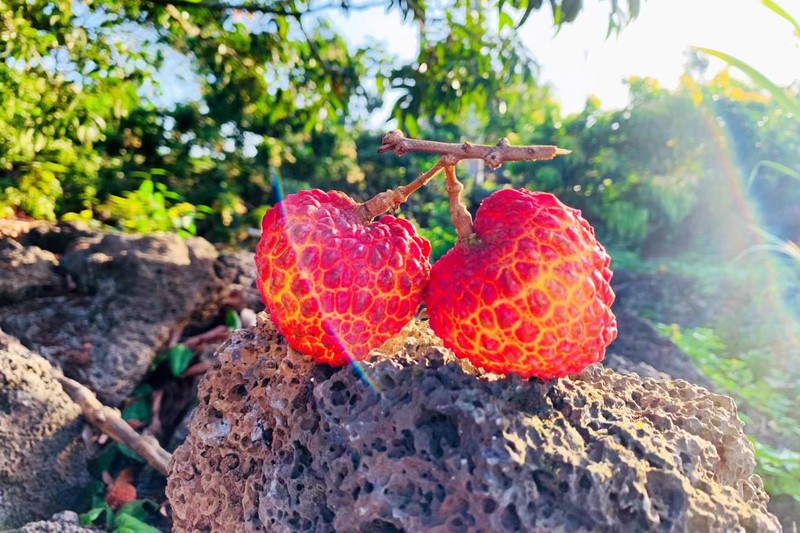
[0,0,639,238]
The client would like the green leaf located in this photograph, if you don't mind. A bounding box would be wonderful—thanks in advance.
[403,114,419,138]
[761,0,800,37]
[226,308,242,331]
[121,398,152,425]
[499,11,514,31]
[117,443,145,463]
[117,499,159,521]
[79,503,111,525]
[517,0,536,28]
[113,512,163,533]
[168,344,194,377]
[693,47,800,116]
[746,159,800,190]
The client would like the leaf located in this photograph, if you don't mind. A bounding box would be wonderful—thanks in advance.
[117,443,145,463]
[403,113,419,138]
[517,0,536,28]
[761,0,800,37]
[693,47,800,116]
[117,499,159,521]
[113,513,163,533]
[79,504,110,525]
[121,398,152,425]
[168,343,194,377]
[226,308,242,331]
[746,159,800,190]
[499,10,514,31]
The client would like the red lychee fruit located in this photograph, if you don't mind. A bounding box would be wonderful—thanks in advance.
[256,189,431,366]
[425,188,617,379]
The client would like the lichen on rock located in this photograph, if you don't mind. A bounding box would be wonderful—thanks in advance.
[167,314,780,532]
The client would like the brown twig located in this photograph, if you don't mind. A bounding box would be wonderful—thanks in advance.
[377,130,570,170]
[359,130,570,220]
[143,0,387,17]
[56,375,172,476]
[444,165,477,244]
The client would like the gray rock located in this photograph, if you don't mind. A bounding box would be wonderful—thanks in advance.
[0,240,63,304]
[0,230,229,404]
[0,332,91,529]
[7,511,107,533]
[167,316,779,533]
[215,251,265,313]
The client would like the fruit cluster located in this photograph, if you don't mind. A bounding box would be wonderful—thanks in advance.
[255,132,617,379]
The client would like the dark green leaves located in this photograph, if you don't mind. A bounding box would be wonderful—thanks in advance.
[150,343,195,376]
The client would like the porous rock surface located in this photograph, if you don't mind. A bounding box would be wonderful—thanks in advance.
[0,239,63,304]
[0,331,91,529]
[167,315,780,532]
[0,221,230,403]
[7,511,106,533]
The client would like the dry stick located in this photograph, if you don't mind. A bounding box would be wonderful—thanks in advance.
[56,375,172,476]
[360,130,570,220]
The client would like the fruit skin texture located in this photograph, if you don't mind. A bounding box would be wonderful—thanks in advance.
[256,189,431,366]
[425,189,617,379]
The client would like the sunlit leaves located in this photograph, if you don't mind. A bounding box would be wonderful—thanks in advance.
[694,47,800,117]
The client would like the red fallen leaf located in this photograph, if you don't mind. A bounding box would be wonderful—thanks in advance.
[105,467,137,510]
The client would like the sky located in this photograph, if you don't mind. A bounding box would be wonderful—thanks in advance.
[327,0,800,117]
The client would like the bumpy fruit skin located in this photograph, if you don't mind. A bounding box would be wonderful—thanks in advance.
[425,189,617,379]
[256,189,431,366]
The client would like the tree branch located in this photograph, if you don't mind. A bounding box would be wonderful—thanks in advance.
[56,375,172,476]
[142,0,387,17]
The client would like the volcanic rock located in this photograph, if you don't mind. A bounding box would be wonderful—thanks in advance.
[0,332,91,529]
[167,315,780,532]
[0,223,230,404]
[7,511,106,533]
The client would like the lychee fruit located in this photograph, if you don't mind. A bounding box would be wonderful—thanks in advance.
[425,188,617,379]
[256,189,431,366]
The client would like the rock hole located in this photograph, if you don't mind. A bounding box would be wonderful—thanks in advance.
[388,429,416,459]
[230,384,247,398]
[501,504,521,530]
[359,519,404,533]
[289,442,312,479]
[578,473,592,490]
[532,470,555,494]
[483,499,497,514]
[331,390,348,406]
[415,410,460,459]
[320,505,335,523]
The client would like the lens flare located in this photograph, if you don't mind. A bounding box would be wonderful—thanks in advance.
[690,98,799,354]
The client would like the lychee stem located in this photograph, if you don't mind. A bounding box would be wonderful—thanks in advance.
[358,130,571,222]
[444,165,478,245]
[357,156,455,222]
[378,130,570,170]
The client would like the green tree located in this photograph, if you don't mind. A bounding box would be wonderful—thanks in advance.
[1,0,642,236]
